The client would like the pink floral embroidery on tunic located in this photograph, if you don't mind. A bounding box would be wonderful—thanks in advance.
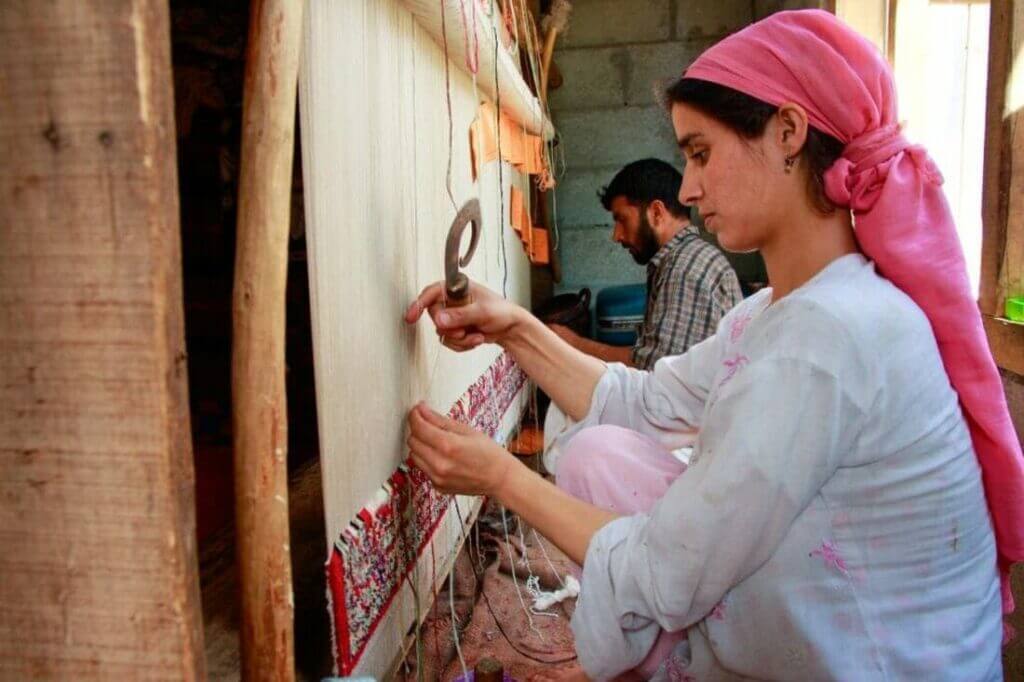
[729,313,752,343]
[810,540,849,574]
[720,354,749,385]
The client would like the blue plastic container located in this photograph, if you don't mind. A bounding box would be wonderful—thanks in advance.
[596,283,647,346]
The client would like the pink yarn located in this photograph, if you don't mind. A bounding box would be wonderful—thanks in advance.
[684,9,1024,615]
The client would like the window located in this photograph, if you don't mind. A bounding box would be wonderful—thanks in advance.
[893,0,990,298]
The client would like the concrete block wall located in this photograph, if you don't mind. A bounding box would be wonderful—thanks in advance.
[754,0,832,20]
[549,0,828,297]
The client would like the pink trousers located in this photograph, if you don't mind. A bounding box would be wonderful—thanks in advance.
[556,425,689,680]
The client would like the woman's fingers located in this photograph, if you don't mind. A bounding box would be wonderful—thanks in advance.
[408,402,450,451]
[407,403,504,496]
[415,402,475,436]
[407,432,459,493]
[408,284,488,351]
[435,300,488,334]
[441,335,484,352]
[407,434,441,475]
[406,282,445,323]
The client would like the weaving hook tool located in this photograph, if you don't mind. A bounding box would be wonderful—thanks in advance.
[444,198,482,307]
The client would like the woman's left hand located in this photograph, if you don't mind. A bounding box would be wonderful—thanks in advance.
[406,402,517,497]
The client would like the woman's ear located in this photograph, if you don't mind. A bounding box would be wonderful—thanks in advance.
[776,102,810,159]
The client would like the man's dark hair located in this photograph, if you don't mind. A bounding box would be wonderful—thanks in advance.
[598,158,690,220]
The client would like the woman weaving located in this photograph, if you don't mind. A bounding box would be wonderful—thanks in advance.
[403,10,1024,679]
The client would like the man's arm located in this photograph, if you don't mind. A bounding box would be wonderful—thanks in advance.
[549,324,636,366]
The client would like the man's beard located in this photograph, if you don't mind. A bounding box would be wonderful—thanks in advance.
[628,213,661,265]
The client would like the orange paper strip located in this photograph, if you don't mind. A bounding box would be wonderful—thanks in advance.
[469,103,552,182]
[530,227,549,265]
[509,185,524,236]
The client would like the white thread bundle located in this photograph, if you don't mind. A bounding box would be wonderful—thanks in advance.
[529,574,580,612]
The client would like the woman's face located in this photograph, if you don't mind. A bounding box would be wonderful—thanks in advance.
[671,102,793,254]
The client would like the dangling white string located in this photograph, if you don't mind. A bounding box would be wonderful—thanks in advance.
[489,0,509,300]
[500,503,545,642]
[440,0,458,213]
[533,528,564,588]
[515,504,542,591]
[449,500,470,679]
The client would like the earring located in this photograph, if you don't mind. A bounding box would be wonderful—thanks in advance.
[784,156,795,173]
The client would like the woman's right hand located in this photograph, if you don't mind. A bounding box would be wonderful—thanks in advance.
[403,280,525,351]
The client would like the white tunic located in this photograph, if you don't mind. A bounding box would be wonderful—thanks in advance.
[565,254,1003,680]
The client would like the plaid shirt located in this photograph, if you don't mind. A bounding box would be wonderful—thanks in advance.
[632,227,743,370]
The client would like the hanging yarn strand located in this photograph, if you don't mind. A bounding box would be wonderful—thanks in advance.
[490,0,509,299]
[458,0,480,74]
[440,0,458,212]
[500,503,546,642]
[449,500,470,679]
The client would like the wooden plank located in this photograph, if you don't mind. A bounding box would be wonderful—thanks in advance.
[981,0,1015,318]
[984,315,1024,377]
[232,1,304,680]
[0,1,205,679]
[999,1,1024,322]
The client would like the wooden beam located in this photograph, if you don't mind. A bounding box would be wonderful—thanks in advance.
[981,0,1015,318]
[996,1,1024,324]
[984,315,1024,377]
[232,0,304,679]
[0,1,205,678]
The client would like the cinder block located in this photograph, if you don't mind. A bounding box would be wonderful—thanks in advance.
[558,0,672,48]
[550,41,709,110]
[754,0,827,20]
[554,105,681,170]
[551,166,621,231]
[554,225,647,291]
[676,0,755,39]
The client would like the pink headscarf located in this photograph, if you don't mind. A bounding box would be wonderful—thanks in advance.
[685,9,1024,618]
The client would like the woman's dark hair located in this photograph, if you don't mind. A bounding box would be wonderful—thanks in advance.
[663,77,845,214]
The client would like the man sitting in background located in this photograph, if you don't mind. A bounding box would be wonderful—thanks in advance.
[550,158,742,369]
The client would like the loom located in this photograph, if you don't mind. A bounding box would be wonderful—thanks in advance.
[298,0,554,674]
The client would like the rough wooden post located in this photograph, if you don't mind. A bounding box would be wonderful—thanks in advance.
[0,1,205,678]
[979,0,1024,375]
[232,0,304,679]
